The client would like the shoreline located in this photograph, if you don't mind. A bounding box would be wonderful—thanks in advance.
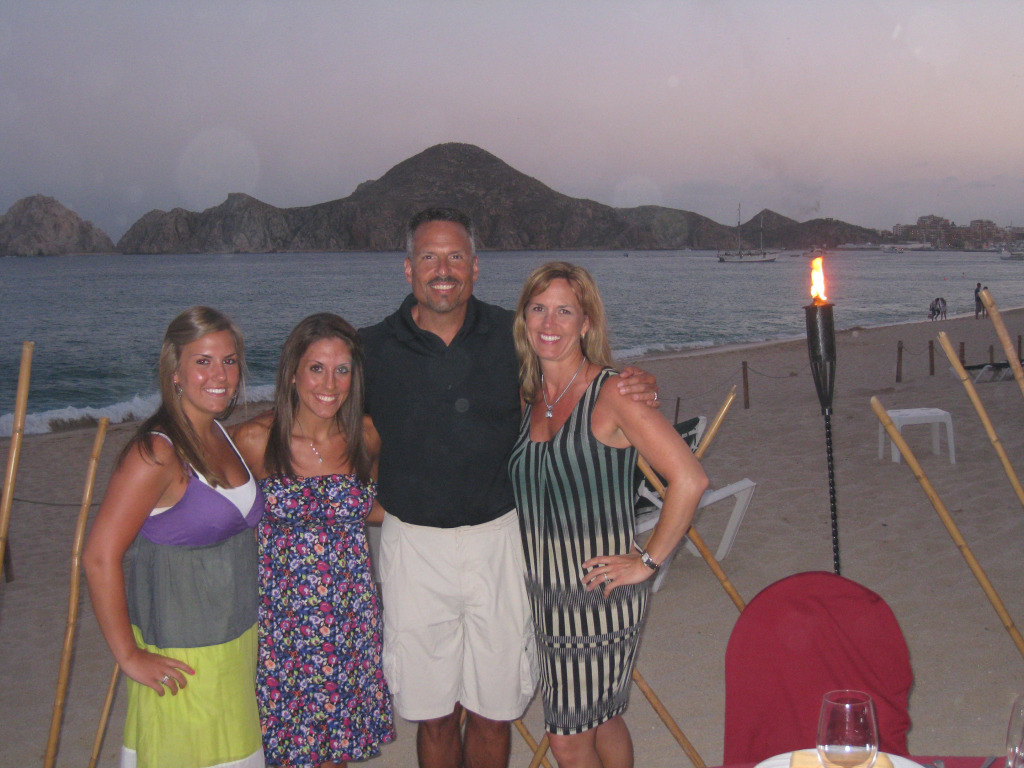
[7,306,1022,441]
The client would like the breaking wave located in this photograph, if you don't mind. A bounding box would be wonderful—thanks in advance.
[1,384,277,437]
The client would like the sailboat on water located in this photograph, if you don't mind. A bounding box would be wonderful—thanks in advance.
[718,205,778,263]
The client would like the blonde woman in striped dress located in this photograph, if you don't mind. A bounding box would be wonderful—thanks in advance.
[509,262,708,768]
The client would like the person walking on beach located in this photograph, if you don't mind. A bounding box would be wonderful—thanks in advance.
[359,207,658,768]
[975,283,983,319]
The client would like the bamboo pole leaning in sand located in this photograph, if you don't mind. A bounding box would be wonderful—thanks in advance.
[88,663,121,768]
[44,418,109,768]
[631,668,707,768]
[937,332,1024,510]
[0,341,34,584]
[694,385,737,461]
[980,289,1024,401]
[870,398,1024,662]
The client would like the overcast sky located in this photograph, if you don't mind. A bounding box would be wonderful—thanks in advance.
[1,1,1022,241]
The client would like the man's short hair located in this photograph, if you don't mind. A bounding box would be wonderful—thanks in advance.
[406,207,477,256]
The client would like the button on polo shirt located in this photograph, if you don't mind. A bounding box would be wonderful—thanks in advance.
[360,294,521,529]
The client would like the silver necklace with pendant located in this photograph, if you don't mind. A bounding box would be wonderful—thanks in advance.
[296,420,324,464]
[541,357,587,419]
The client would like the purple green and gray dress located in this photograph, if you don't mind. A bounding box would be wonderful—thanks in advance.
[122,428,265,768]
[256,473,394,767]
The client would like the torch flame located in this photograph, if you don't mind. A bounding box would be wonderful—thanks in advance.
[811,257,827,303]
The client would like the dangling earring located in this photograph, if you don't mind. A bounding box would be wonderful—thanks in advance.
[174,382,182,399]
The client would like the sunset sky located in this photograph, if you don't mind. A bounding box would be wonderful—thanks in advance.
[1,1,1022,240]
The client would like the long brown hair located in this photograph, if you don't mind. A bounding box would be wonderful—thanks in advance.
[263,313,372,482]
[513,262,613,404]
[121,306,246,487]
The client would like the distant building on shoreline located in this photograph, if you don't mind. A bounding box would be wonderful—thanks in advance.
[892,214,1024,250]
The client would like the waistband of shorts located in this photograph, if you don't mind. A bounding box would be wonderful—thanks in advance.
[385,508,518,535]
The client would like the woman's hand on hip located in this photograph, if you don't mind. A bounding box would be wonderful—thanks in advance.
[120,647,195,696]
[581,553,653,598]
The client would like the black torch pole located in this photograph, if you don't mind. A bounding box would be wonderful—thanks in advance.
[805,301,840,575]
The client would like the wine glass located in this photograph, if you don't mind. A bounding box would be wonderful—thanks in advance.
[1006,695,1024,768]
[816,690,879,768]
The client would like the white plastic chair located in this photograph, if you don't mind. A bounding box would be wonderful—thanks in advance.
[635,477,757,592]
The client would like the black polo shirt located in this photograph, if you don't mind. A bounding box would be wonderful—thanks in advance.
[360,294,521,529]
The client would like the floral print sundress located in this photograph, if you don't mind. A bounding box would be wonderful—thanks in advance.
[256,474,394,767]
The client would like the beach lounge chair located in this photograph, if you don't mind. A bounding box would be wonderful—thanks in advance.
[635,416,755,592]
[635,478,756,592]
[723,572,913,763]
[962,361,1021,384]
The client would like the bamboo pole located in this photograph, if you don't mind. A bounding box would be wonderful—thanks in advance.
[632,669,706,767]
[527,734,550,768]
[980,289,1024,401]
[870,397,1024,661]
[87,664,121,768]
[44,418,109,768]
[938,333,1024,510]
[0,341,33,584]
[519,725,553,768]
[694,386,737,461]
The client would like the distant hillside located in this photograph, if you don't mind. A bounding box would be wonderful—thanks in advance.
[0,195,115,256]
[115,143,890,253]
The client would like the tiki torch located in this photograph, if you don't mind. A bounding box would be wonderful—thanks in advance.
[804,257,840,574]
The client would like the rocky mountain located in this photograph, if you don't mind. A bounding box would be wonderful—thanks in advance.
[0,195,116,256]
[115,143,889,253]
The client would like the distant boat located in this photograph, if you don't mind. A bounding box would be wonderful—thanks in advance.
[999,248,1024,261]
[718,206,778,263]
[801,247,829,258]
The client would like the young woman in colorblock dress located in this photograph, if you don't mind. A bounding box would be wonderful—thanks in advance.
[233,313,394,768]
[84,307,265,768]
[508,263,709,768]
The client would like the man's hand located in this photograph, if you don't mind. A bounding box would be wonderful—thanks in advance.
[618,366,660,408]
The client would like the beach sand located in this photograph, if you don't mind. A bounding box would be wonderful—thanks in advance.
[3,308,1024,767]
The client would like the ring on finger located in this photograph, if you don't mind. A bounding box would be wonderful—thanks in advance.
[160,674,170,685]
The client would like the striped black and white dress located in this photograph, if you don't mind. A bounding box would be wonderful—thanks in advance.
[509,368,649,736]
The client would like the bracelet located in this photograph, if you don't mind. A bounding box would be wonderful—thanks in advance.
[639,549,660,571]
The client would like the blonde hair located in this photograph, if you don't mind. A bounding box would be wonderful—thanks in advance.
[513,262,612,404]
[121,306,246,487]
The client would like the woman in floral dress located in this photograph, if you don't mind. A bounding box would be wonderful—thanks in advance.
[233,313,394,768]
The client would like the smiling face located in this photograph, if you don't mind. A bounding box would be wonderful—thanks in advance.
[173,330,240,421]
[524,278,591,363]
[404,220,479,317]
[292,337,353,422]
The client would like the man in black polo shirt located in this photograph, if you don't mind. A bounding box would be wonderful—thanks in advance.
[360,208,656,768]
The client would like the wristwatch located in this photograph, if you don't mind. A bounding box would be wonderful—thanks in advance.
[639,549,660,571]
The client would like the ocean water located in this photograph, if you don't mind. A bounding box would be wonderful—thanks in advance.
[1,249,1020,435]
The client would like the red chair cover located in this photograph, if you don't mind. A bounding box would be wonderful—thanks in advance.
[723,571,912,763]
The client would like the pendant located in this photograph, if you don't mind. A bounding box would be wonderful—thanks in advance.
[545,407,554,419]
